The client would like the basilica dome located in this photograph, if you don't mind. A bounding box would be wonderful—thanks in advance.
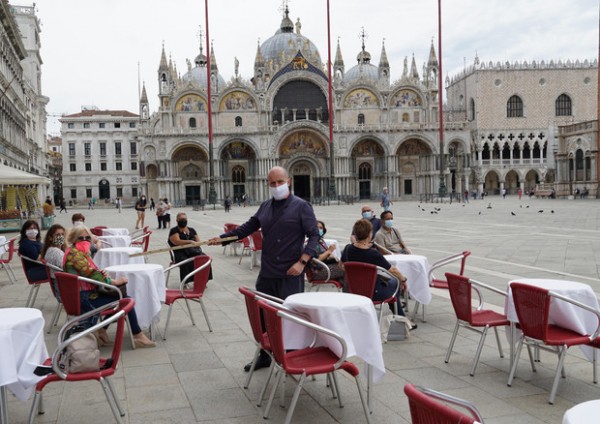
[344,45,379,84]
[182,51,226,88]
[259,8,322,68]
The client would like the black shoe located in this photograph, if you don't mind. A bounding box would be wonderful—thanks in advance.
[243,354,271,372]
[409,324,418,331]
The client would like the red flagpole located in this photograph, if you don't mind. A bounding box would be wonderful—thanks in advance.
[205,0,216,204]
[438,0,446,196]
[326,0,336,199]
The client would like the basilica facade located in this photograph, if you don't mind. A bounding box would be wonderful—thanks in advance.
[136,6,598,205]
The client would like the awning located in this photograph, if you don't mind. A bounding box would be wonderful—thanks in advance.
[0,165,51,185]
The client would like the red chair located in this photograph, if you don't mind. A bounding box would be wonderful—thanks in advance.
[507,282,598,404]
[444,273,510,376]
[28,298,135,424]
[588,337,600,384]
[411,251,471,322]
[404,383,484,423]
[239,230,262,270]
[257,298,371,424]
[19,254,51,308]
[162,255,213,339]
[0,237,17,284]
[239,286,280,405]
[42,260,64,334]
[131,230,152,253]
[343,261,399,323]
[90,226,107,236]
[54,272,136,349]
[306,258,343,292]
[223,223,241,256]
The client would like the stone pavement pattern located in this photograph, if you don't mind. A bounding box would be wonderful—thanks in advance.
[2,196,600,423]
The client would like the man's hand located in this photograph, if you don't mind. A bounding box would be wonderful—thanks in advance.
[207,237,223,246]
[287,261,305,276]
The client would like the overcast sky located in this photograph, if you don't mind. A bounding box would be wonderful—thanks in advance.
[14,0,599,135]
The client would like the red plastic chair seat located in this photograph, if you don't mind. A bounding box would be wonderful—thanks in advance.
[285,347,360,377]
[544,325,591,346]
[470,310,510,327]
[165,288,202,304]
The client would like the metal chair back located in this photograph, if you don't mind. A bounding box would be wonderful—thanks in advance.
[404,383,483,423]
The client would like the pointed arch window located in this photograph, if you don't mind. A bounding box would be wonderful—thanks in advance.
[235,116,242,127]
[507,95,523,117]
[555,94,572,116]
[469,98,475,121]
[358,162,372,180]
[232,165,246,183]
[357,113,365,125]
[189,117,197,128]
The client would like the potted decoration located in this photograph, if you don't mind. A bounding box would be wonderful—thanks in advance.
[0,209,22,232]
[42,203,55,229]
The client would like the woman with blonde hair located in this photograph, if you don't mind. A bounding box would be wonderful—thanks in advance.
[63,225,155,348]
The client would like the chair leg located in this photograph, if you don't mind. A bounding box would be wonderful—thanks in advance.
[526,344,536,372]
[354,377,372,424]
[593,348,597,384]
[549,347,568,405]
[257,361,276,407]
[163,304,174,340]
[105,376,125,417]
[27,391,41,424]
[125,316,136,349]
[244,345,261,389]
[264,368,283,419]
[198,299,213,332]
[445,321,460,363]
[507,338,525,386]
[284,373,306,424]
[330,372,343,408]
[493,326,505,358]
[26,285,38,308]
[1,386,9,424]
[46,303,62,334]
[99,377,124,423]
[471,326,489,376]
[184,299,196,326]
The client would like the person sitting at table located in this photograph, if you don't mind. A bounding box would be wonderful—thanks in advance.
[374,210,412,255]
[350,205,381,244]
[307,220,346,290]
[63,225,156,348]
[342,219,409,318]
[168,212,213,282]
[71,213,101,255]
[41,224,67,297]
[19,220,49,282]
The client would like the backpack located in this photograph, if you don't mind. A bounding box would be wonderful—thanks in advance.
[58,327,100,373]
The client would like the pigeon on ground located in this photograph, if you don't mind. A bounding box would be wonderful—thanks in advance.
[520,205,522,208]
[486,203,492,209]
[511,212,516,216]
[551,210,555,214]
[478,211,482,215]
[526,205,530,208]
[538,210,544,213]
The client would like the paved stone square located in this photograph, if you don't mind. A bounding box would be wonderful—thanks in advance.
[2,195,600,423]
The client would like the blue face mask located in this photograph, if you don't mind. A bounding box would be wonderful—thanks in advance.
[384,220,394,228]
[318,229,324,237]
[362,212,371,219]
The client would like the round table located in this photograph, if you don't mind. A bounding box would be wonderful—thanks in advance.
[0,308,48,424]
[105,263,166,330]
[98,235,131,248]
[102,228,129,236]
[283,291,385,383]
[385,254,432,305]
[94,247,144,269]
[563,399,600,424]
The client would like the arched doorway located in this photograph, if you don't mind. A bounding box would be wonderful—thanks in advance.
[352,139,385,199]
[484,170,499,194]
[98,179,110,199]
[505,170,519,193]
[358,162,372,199]
[172,145,208,205]
[220,141,257,202]
[146,164,158,201]
[396,139,432,197]
[525,170,539,191]
[290,161,313,201]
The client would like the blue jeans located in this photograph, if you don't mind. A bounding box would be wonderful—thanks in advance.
[374,276,405,316]
[80,290,142,334]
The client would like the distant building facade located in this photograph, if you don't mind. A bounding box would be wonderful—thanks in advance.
[445,57,598,197]
[0,2,48,177]
[60,108,140,204]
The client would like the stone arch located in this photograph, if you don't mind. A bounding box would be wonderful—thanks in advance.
[484,169,500,194]
[286,157,323,201]
[171,144,209,180]
[174,93,207,112]
[278,129,329,158]
[389,87,425,108]
[343,88,381,108]
[218,90,257,111]
[504,169,520,192]
[524,169,541,191]
[271,78,329,124]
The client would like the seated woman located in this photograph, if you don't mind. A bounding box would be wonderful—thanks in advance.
[18,220,48,282]
[41,224,67,299]
[341,218,408,317]
[168,212,213,282]
[63,225,155,348]
[71,213,101,255]
[307,220,346,290]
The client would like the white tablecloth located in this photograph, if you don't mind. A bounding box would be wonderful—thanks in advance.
[102,228,129,236]
[105,264,166,329]
[0,236,6,256]
[98,235,131,248]
[323,239,341,260]
[506,279,600,360]
[283,292,385,383]
[0,308,48,401]
[94,247,144,269]
[385,254,432,305]
[563,399,600,424]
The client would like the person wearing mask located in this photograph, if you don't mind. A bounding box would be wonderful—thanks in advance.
[156,198,165,229]
[18,220,48,282]
[380,187,393,212]
[63,225,155,348]
[71,213,101,255]
[41,224,67,299]
[134,195,148,230]
[307,220,346,289]
[168,212,212,282]
[350,205,381,243]
[209,166,319,372]
[342,219,409,318]
[162,198,171,229]
[374,210,412,255]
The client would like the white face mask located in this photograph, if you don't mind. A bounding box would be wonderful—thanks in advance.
[269,183,289,200]
[73,221,84,227]
[26,229,38,238]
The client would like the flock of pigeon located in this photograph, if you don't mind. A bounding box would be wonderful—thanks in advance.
[418,203,555,216]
